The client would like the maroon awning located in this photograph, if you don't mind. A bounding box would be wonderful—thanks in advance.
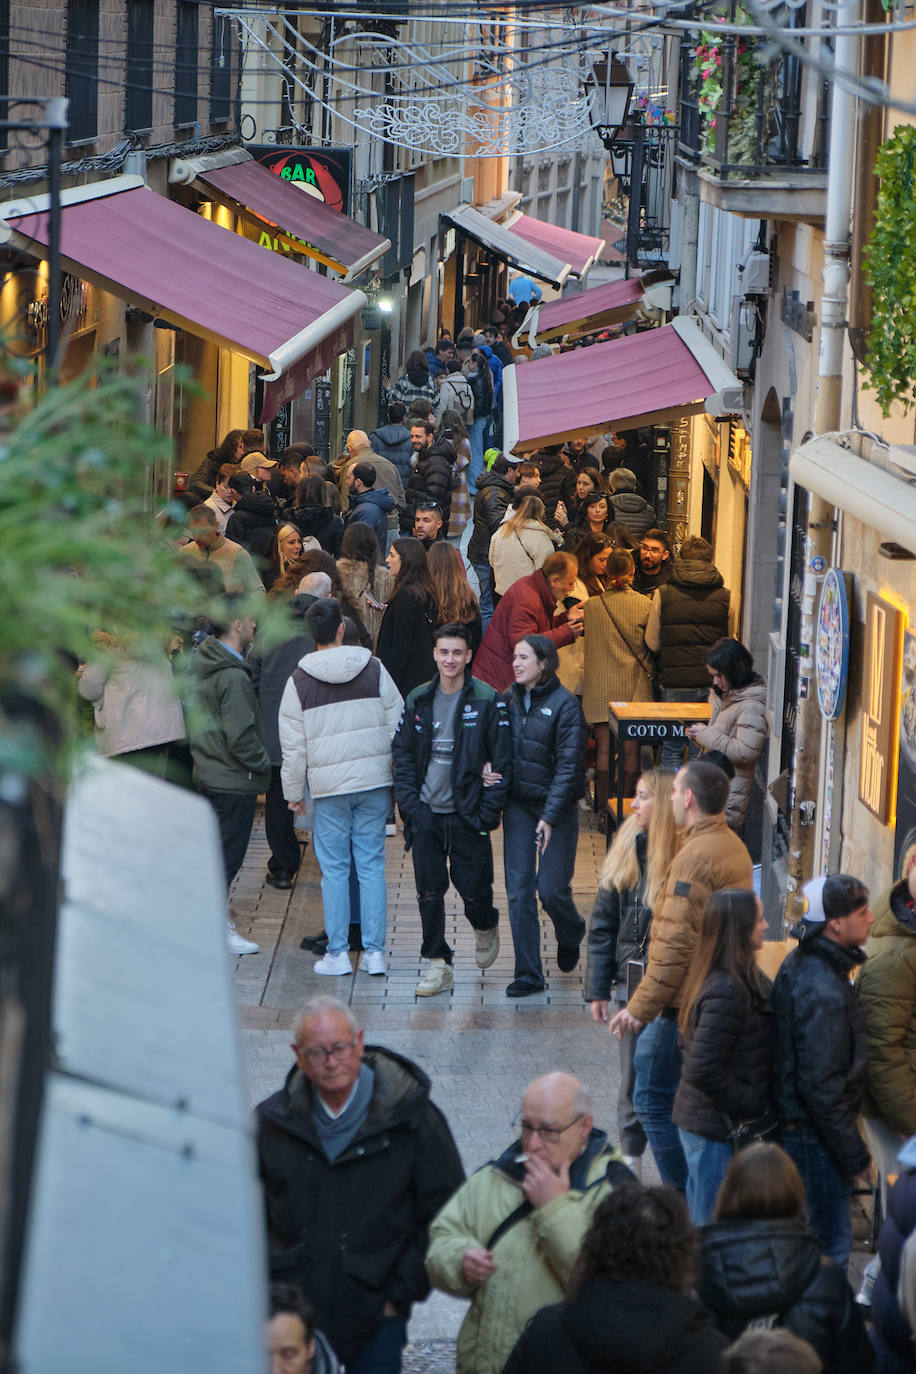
[528,277,645,342]
[0,177,365,422]
[506,213,605,277]
[194,159,390,280]
[502,321,739,450]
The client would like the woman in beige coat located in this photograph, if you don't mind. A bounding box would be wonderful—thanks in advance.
[582,550,653,810]
[686,637,767,829]
[488,493,556,596]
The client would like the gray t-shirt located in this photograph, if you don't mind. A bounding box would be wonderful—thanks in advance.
[420,687,461,813]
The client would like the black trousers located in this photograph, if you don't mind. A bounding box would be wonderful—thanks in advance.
[203,790,258,892]
[410,808,498,965]
[265,766,301,875]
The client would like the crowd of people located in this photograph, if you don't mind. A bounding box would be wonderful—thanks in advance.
[75,323,916,1373]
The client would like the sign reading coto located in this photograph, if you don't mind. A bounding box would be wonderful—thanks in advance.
[859,591,906,824]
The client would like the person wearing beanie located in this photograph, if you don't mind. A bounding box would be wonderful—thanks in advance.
[770,874,876,1266]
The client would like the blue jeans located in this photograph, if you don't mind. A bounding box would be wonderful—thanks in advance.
[503,802,585,987]
[467,416,489,497]
[471,560,495,630]
[347,1315,408,1374]
[311,787,389,955]
[679,1128,734,1223]
[633,1016,688,1190]
[783,1126,853,1267]
[659,687,709,770]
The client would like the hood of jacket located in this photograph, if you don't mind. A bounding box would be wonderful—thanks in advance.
[297,644,373,684]
[293,504,339,535]
[716,677,767,711]
[234,489,277,521]
[193,634,254,682]
[260,1043,433,1142]
[701,1218,823,1320]
[669,557,725,590]
[351,486,394,514]
[787,919,868,970]
[610,491,653,515]
[371,423,410,445]
[870,877,916,941]
[428,436,458,464]
[475,469,513,497]
[562,1275,717,1371]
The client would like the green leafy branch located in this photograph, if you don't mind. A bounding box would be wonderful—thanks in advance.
[863,125,916,416]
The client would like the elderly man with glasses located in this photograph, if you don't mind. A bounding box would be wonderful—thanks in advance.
[256,995,464,1374]
[425,1072,632,1374]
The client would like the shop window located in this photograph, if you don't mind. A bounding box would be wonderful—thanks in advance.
[125,0,154,132]
[66,0,99,142]
[174,0,198,127]
[210,12,233,124]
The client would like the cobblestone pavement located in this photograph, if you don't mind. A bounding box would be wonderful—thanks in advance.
[231,804,873,1369]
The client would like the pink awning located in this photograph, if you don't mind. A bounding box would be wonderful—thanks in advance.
[196,159,390,280]
[528,277,645,342]
[0,178,365,423]
[506,213,605,277]
[502,321,742,451]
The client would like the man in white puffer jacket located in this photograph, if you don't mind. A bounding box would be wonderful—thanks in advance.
[279,597,403,977]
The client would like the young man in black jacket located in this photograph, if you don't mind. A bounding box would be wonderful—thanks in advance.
[392,623,512,996]
[771,873,876,1267]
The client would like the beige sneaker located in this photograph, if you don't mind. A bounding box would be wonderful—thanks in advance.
[475,926,500,969]
[416,959,454,997]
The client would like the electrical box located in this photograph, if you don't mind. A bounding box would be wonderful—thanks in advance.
[728,297,757,378]
[738,249,771,296]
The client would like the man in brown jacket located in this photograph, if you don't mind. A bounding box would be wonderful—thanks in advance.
[609,761,753,1188]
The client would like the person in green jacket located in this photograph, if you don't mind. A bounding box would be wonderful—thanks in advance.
[425,1072,632,1374]
[189,596,271,956]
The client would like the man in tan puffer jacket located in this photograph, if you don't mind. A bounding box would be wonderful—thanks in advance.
[609,761,753,1189]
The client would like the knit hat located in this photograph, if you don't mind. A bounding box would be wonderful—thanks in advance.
[801,873,869,923]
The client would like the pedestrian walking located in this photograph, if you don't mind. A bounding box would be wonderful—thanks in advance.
[375,537,437,697]
[392,622,511,997]
[586,768,678,1174]
[427,540,482,651]
[488,494,555,598]
[672,889,776,1222]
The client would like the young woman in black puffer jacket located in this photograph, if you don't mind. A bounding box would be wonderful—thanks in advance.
[701,1143,873,1374]
[672,888,775,1223]
[585,768,678,1173]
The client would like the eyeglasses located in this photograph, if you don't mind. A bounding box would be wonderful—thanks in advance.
[513,1113,583,1143]
[298,1038,359,1065]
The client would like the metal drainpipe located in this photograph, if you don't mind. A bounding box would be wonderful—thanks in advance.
[786,0,858,914]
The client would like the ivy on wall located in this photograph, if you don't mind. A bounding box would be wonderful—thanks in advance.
[863,124,916,416]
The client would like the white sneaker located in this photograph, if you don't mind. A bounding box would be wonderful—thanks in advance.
[416,959,454,997]
[622,1154,644,1181]
[385,822,397,836]
[227,922,259,956]
[475,926,500,969]
[359,950,387,976]
[314,951,353,976]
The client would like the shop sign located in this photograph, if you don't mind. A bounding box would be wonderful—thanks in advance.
[815,568,850,721]
[894,630,916,877]
[249,146,353,215]
[859,592,906,824]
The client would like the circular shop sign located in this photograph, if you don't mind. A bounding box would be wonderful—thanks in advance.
[815,567,850,721]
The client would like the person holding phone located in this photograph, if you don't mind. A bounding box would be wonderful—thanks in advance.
[493,634,587,997]
[585,769,678,1175]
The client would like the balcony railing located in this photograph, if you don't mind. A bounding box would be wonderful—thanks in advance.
[626,123,679,268]
[677,17,828,180]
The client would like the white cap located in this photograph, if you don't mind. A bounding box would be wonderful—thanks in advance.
[801,876,828,923]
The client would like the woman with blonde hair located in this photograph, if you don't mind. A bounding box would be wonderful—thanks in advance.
[488,493,555,597]
[672,889,774,1223]
[585,768,678,1173]
[582,549,653,813]
[427,540,482,651]
[263,522,303,592]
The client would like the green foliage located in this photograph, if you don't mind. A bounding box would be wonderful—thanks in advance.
[0,361,276,779]
[692,6,771,166]
[863,125,916,416]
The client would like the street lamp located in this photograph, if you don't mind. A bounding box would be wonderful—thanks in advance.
[584,55,635,151]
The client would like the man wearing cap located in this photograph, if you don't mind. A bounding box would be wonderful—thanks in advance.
[771,873,876,1266]
[226,454,282,560]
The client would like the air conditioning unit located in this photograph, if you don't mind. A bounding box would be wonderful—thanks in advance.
[729,296,757,378]
[737,249,771,296]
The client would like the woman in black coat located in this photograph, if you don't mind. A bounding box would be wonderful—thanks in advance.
[375,537,436,697]
[289,474,344,555]
[504,1184,728,1374]
[672,889,775,1224]
[496,634,587,997]
[701,1143,874,1373]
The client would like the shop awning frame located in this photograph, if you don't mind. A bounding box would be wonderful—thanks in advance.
[440,203,571,289]
[169,148,390,281]
[504,211,605,278]
[790,435,916,554]
[514,277,646,347]
[0,176,366,422]
[501,316,743,452]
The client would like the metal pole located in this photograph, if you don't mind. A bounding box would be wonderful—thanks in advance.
[44,99,68,381]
